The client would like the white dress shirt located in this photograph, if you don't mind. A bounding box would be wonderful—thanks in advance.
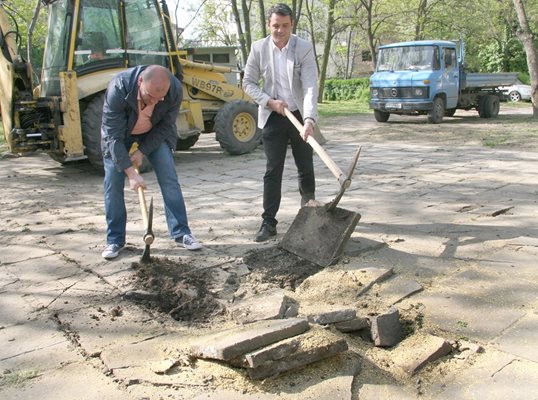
[271,40,298,112]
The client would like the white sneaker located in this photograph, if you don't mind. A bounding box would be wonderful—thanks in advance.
[102,244,125,259]
[181,234,202,250]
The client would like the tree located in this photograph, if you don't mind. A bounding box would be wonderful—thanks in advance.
[231,0,249,62]
[318,0,337,102]
[258,0,267,38]
[511,0,537,116]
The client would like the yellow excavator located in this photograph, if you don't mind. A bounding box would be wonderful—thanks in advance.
[0,0,261,171]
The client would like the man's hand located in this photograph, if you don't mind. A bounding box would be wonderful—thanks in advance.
[129,149,144,169]
[125,166,146,192]
[267,99,288,116]
[301,119,315,141]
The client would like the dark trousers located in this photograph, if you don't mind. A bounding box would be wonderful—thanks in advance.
[261,110,315,227]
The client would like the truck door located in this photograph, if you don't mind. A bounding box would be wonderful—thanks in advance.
[442,47,458,109]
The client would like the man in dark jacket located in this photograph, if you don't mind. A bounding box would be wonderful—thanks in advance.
[101,65,201,259]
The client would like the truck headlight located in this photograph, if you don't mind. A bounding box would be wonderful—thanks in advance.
[414,88,424,97]
[371,88,379,97]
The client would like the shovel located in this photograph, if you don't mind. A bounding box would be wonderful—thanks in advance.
[130,144,154,263]
[138,190,154,263]
[280,109,361,267]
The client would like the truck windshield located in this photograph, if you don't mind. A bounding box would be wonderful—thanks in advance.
[377,45,439,72]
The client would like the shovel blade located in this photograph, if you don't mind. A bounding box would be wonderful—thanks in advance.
[280,206,361,267]
[141,244,151,263]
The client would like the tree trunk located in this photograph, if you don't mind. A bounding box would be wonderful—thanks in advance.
[317,0,337,103]
[231,0,248,62]
[345,28,353,79]
[241,0,252,51]
[258,0,266,38]
[511,0,537,116]
[360,0,376,66]
[304,0,320,74]
[292,0,303,33]
[415,0,428,40]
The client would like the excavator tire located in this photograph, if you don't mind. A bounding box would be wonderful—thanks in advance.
[215,100,261,155]
[176,133,200,150]
[81,93,105,171]
[81,93,152,173]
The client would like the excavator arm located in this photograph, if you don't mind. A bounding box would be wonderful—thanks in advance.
[0,1,35,151]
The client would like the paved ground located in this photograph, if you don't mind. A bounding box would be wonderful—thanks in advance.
[1,106,537,399]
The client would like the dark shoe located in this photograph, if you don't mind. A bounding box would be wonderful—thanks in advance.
[255,223,277,242]
[301,192,315,207]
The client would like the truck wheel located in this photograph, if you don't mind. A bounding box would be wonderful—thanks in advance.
[428,97,445,124]
[215,100,261,155]
[478,95,500,118]
[374,110,390,122]
[485,95,500,118]
[176,134,200,150]
[81,93,152,173]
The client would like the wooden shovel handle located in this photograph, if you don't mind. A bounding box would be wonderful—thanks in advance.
[137,187,149,227]
[284,108,347,187]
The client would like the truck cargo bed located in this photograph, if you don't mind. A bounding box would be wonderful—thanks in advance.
[463,72,518,89]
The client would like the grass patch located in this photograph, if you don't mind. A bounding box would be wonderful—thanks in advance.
[483,136,510,148]
[0,369,40,387]
[318,99,370,118]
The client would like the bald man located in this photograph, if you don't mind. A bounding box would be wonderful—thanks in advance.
[101,65,201,259]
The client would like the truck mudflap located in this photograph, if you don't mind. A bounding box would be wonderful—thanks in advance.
[369,100,433,112]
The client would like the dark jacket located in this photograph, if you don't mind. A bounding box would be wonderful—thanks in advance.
[101,65,182,171]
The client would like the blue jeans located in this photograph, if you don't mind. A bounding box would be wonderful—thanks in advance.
[103,142,191,245]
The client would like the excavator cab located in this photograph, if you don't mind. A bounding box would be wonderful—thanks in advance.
[1,0,261,170]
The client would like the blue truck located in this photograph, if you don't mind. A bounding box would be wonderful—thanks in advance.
[369,40,518,123]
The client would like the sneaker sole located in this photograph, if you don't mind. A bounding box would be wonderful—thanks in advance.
[184,244,202,251]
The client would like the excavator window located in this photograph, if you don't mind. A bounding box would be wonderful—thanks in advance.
[74,0,123,72]
[124,0,167,67]
[40,0,72,96]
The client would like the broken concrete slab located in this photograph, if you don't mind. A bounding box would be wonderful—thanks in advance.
[306,308,356,325]
[391,334,452,376]
[334,316,369,333]
[377,278,423,306]
[240,337,301,368]
[230,290,298,324]
[246,329,349,380]
[189,318,310,361]
[370,307,404,347]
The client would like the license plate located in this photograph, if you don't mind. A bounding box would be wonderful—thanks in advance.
[386,103,402,110]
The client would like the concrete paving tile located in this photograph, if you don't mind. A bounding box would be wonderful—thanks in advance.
[1,245,56,264]
[0,319,78,371]
[493,313,538,363]
[56,301,169,356]
[416,288,525,342]
[0,361,131,400]
[359,384,416,400]
[431,351,538,400]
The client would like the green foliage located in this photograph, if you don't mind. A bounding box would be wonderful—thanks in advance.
[323,78,370,101]
[2,0,48,72]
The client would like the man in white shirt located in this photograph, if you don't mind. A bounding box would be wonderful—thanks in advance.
[243,3,319,242]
